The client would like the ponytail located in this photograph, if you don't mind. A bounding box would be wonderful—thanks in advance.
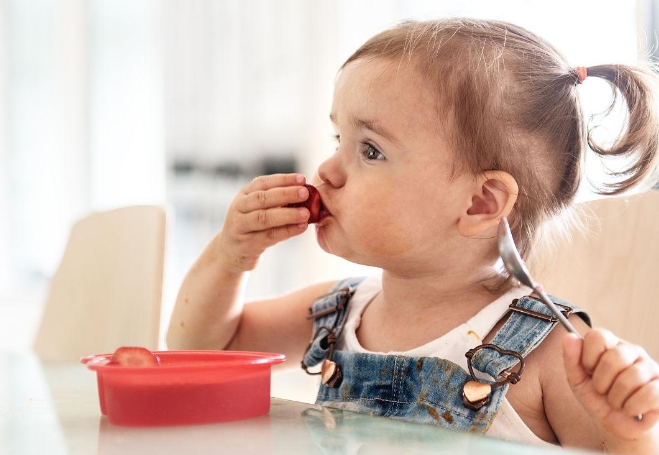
[584,64,659,194]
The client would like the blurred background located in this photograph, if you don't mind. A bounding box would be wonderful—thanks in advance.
[0,0,655,351]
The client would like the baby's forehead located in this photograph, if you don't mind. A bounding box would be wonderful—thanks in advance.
[333,58,439,123]
[331,58,451,158]
[338,57,425,88]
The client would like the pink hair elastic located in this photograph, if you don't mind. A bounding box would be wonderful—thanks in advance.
[574,66,588,84]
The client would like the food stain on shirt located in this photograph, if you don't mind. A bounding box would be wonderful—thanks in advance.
[466,330,480,340]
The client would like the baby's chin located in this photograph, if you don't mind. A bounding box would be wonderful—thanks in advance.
[313,225,332,254]
[313,232,380,268]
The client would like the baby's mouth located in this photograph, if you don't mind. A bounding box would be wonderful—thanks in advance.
[313,183,332,222]
[317,199,331,222]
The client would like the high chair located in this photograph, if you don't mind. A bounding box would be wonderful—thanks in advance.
[536,191,659,359]
[33,205,167,362]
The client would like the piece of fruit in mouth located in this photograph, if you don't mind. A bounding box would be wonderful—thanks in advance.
[109,346,161,366]
[286,184,323,223]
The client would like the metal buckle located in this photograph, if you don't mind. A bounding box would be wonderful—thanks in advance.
[306,287,354,321]
[465,344,525,388]
[463,344,525,410]
[509,297,573,323]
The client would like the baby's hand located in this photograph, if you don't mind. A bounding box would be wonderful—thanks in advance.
[216,173,312,272]
[563,329,659,442]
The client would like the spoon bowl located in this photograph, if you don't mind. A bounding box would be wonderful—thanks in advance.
[497,217,580,337]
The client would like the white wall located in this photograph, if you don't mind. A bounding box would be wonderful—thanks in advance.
[0,0,7,290]
[88,0,166,210]
[1,0,166,292]
[4,0,88,287]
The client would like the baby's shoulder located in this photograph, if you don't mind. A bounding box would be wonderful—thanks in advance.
[524,313,592,383]
[502,314,594,443]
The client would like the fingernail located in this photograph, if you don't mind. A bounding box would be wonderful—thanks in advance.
[296,174,305,184]
[298,187,308,198]
[298,208,308,219]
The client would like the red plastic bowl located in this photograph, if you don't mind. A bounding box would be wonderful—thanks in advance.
[81,350,285,426]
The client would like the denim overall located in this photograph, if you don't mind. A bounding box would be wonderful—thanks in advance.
[302,277,589,434]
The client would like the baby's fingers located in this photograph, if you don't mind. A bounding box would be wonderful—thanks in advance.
[622,379,659,423]
[591,342,645,395]
[238,176,309,214]
[580,328,619,374]
[239,206,310,233]
[246,173,306,193]
[563,333,588,388]
[607,356,659,411]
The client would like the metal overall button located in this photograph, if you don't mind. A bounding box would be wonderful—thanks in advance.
[301,326,343,388]
[462,343,525,410]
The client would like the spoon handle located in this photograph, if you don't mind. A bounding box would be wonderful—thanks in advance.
[533,286,582,337]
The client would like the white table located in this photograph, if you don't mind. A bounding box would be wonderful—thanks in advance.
[0,352,595,455]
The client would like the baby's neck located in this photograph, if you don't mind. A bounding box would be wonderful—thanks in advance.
[356,270,502,352]
[382,269,499,310]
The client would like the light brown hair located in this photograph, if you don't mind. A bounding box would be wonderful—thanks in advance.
[342,18,659,271]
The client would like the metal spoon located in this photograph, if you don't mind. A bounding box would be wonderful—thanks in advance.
[498,217,643,421]
[497,217,581,337]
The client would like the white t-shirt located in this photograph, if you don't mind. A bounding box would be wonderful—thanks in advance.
[337,274,555,446]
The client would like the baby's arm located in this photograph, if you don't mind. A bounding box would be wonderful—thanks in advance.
[166,173,326,360]
[562,329,659,454]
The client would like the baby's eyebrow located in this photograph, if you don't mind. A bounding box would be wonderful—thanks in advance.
[329,113,401,146]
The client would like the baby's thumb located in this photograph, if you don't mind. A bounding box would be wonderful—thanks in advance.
[563,333,589,388]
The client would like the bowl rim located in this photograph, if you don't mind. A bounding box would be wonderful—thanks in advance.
[80,350,286,372]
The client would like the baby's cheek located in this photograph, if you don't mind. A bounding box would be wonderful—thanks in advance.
[353,210,418,257]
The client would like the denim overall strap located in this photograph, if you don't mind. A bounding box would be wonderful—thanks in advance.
[302,277,367,369]
[470,294,590,381]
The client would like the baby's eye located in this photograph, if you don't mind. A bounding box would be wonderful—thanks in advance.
[361,143,385,161]
[332,135,341,151]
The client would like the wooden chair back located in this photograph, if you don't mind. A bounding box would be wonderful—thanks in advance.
[536,192,659,359]
[34,205,167,362]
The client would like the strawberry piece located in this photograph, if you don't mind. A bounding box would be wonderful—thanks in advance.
[109,346,160,367]
[287,184,323,223]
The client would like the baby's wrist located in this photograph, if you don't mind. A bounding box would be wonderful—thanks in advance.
[212,248,252,275]
[196,234,250,275]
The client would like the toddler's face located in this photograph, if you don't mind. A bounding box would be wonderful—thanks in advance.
[314,58,476,271]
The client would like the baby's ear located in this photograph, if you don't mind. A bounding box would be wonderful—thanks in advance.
[458,171,518,238]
